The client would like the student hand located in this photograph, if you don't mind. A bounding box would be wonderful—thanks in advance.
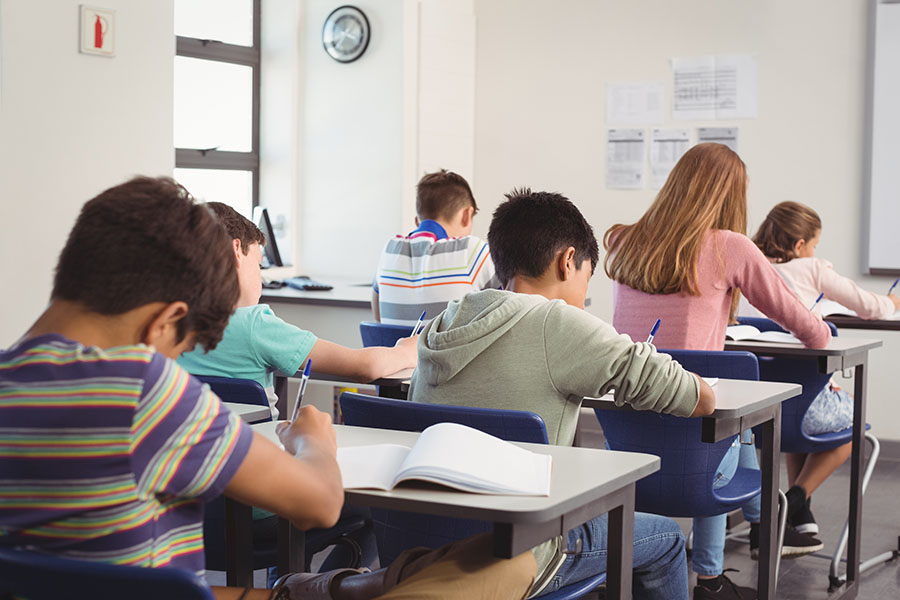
[889,294,900,312]
[394,334,419,365]
[276,405,337,457]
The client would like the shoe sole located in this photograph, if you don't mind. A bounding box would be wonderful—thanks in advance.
[749,541,824,560]
[793,523,819,535]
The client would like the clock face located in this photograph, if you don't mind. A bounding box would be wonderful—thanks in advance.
[323,6,370,63]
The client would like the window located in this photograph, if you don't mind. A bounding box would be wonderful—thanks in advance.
[174,0,260,219]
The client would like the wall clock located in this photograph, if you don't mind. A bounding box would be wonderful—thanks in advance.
[322,5,370,63]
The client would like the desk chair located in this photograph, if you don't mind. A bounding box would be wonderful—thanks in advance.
[736,316,897,591]
[340,392,607,600]
[196,376,366,574]
[0,548,213,600]
[359,322,414,399]
[594,350,788,576]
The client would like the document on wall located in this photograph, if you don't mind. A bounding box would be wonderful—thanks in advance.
[697,127,738,153]
[650,129,690,189]
[606,129,645,189]
[606,82,664,126]
[672,55,757,120]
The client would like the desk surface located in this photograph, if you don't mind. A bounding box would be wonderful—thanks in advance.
[724,337,882,357]
[261,277,372,308]
[582,378,800,420]
[224,402,270,423]
[824,315,900,331]
[253,421,658,524]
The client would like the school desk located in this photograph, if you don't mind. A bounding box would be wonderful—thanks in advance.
[225,421,660,599]
[724,337,882,599]
[223,401,270,424]
[584,378,801,600]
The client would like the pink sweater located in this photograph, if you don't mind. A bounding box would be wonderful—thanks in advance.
[612,230,832,351]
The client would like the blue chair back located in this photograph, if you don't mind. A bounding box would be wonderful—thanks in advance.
[195,375,270,412]
[360,321,413,348]
[0,548,213,600]
[595,350,761,517]
[736,316,849,454]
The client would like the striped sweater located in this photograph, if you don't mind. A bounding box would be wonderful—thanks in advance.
[374,220,501,326]
[0,334,252,574]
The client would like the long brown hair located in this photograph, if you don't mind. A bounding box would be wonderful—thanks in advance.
[752,201,821,263]
[603,143,748,319]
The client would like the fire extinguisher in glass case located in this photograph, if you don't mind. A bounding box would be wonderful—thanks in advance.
[94,14,108,49]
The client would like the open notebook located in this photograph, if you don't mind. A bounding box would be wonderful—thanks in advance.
[725,324,800,344]
[337,422,552,496]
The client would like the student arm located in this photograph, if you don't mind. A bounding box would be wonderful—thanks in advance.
[690,374,716,417]
[224,406,343,530]
[815,259,896,319]
[307,337,416,383]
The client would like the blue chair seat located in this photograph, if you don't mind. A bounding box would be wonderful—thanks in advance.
[713,467,763,506]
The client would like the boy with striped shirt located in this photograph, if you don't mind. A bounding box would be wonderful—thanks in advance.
[373,170,500,326]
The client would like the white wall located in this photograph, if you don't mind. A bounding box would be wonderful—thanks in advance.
[0,0,175,343]
[472,0,900,441]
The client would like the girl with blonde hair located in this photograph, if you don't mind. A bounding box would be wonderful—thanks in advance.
[605,144,832,600]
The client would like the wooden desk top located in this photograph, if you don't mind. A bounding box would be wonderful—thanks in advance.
[583,378,800,420]
[252,421,658,524]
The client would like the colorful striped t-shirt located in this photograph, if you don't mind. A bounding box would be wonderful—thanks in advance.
[0,334,252,574]
[374,220,501,326]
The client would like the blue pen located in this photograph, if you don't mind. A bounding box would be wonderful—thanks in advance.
[809,292,824,311]
[289,360,312,422]
[889,278,898,296]
[412,310,427,336]
[646,318,661,344]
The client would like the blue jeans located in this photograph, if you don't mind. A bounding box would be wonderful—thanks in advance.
[692,430,762,576]
[537,512,689,600]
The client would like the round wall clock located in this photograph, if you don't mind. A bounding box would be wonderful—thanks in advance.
[322,5,370,63]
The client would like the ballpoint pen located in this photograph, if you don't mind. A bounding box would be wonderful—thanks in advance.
[646,318,661,344]
[412,310,427,336]
[889,278,898,296]
[289,360,312,422]
[809,292,824,311]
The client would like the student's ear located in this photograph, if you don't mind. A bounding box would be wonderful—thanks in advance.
[459,206,474,229]
[792,238,805,257]
[414,216,420,227]
[556,247,577,281]
[142,301,190,352]
[232,239,243,266]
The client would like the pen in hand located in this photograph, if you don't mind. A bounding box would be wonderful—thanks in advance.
[809,292,824,311]
[412,310,427,336]
[289,359,312,422]
[646,318,661,344]
[889,278,898,296]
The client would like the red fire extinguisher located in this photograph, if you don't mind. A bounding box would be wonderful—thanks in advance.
[94,15,104,49]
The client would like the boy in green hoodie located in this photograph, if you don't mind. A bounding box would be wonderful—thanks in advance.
[409,189,716,599]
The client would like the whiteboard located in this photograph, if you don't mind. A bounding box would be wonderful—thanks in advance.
[866,0,900,275]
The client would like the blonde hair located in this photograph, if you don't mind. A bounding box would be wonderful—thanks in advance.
[753,201,821,263]
[604,143,748,320]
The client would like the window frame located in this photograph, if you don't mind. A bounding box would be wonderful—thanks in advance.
[174,0,261,209]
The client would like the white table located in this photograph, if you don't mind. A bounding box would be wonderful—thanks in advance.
[724,337,882,599]
[223,402,270,424]
[226,422,661,599]
[584,378,801,600]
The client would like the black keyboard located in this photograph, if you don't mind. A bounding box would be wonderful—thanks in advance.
[284,276,333,291]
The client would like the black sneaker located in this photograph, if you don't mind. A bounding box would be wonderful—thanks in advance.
[789,497,818,535]
[693,571,756,600]
[749,523,824,559]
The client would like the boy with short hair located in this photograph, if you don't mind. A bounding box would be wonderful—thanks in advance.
[0,177,536,600]
[179,202,417,419]
[409,189,716,599]
[373,169,500,326]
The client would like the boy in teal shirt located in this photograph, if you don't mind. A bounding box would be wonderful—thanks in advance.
[179,202,417,418]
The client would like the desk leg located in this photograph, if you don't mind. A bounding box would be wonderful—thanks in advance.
[277,517,306,576]
[757,409,781,600]
[274,374,288,418]
[225,498,254,587]
[844,362,867,594]
[606,484,635,600]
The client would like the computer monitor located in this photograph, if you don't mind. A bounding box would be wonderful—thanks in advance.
[256,208,283,268]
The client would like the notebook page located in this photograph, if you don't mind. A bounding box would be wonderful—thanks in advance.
[337,444,410,490]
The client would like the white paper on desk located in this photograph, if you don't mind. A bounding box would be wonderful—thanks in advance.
[607,82,663,125]
[703,377,719,387]
[607,129,645,189]
[650,128,690,189]
[672,55,757,120]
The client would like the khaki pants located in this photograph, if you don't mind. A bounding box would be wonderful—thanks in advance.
[379,533,537,600]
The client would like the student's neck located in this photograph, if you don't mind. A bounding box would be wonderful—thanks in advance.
[25,300,149,350]
[506,275,562,301]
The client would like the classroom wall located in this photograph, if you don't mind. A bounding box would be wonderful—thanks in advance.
[0,0,175,343]
[471,0,900,442]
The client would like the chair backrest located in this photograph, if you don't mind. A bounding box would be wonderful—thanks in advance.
[0,548,213,600]
[359,321,414,348]
[196,375,270,411]
[594,349,761,518]
[736,316,846,454]
[339,392,548,564]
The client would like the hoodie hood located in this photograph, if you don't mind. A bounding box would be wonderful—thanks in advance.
[416,289,552,385]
